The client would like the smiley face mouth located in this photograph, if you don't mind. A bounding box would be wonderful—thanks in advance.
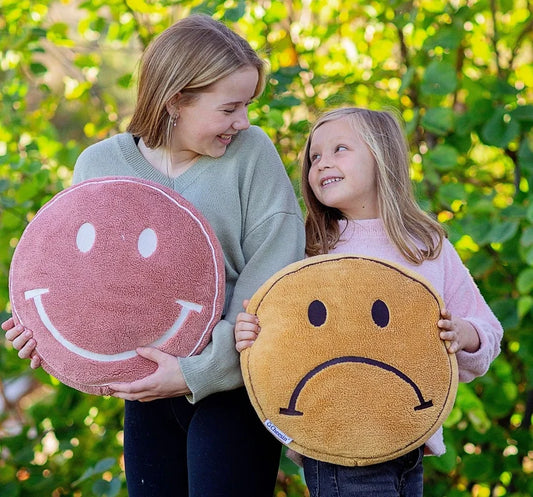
[279,356,433,416]
[24,288,203,362]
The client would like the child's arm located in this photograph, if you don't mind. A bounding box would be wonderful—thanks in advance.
[440,239,503,381]
[438,308,480,354]
[234,300,261,353]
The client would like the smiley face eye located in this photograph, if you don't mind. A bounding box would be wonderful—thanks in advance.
[138,228,158,258]
[372,299,390,328]
[76,222,96,253]
[308,300,327,327]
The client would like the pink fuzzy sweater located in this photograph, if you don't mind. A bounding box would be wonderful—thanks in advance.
[331,218,503,456]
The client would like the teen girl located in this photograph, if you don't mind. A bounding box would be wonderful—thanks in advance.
[3,14,305,497]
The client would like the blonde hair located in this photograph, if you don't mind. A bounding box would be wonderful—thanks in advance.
[302,107,446,263]
[127,14,266,149]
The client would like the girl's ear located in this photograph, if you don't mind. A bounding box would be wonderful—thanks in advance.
[165,93,182,116]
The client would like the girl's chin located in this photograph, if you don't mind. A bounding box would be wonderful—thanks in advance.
[210,146,228,158]
[211,140,232,156]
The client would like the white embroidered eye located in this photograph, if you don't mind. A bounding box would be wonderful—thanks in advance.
[76,223,96,253]
[138,228,157,258]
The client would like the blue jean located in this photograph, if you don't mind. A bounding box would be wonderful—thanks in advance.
[124,387,281,497]
[303,446,424,497]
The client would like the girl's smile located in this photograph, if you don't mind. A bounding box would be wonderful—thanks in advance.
[320,176,344,187]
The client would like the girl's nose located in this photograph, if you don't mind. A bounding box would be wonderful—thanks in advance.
[232,109,250,131]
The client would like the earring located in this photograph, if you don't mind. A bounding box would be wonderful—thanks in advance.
[172,113,179,127]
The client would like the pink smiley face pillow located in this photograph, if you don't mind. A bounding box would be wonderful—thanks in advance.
[9,177,225,395]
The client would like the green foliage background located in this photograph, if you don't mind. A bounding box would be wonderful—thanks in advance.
[1,0,532,495]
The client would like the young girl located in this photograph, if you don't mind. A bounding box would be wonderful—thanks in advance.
[3,14,305,497]
[235,107,503,497]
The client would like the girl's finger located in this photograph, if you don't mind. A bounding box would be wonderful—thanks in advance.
[1,317,15,331]
[17,339,37,359]
[5,324,24,341]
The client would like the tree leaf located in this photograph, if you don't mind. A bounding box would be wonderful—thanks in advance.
[424,144,460,171]
[462,454,495,481]
[421,107,455,135]
[518,138,533,172]
[481,107,521,147]
[421,61,458,95]
[487,220,519,243]
[517,268,533,294]
[520,226,533,247]
[511,104,533,122]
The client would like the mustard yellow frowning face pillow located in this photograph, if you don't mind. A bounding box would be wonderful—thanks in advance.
[240,254,458,466]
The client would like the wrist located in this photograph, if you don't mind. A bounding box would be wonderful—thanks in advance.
[460,319,481,353]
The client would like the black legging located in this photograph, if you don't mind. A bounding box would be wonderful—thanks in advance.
[124,387,281,497]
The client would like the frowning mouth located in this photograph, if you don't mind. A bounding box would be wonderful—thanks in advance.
[279,355,433,416]
[24,288,203,362]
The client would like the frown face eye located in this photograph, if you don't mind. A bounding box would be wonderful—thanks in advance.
[372,299,390,328]
[308,300,327,327]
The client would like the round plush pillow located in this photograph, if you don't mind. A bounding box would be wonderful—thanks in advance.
[241,254,458,466]
[9,176,225,396]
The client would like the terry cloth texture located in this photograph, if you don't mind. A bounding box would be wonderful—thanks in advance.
[9,177,225,395]
[241,254,459,467]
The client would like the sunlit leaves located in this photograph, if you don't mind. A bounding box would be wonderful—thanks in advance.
[47,22,74,46]
[422,24,463,52]
[0,1,532,497]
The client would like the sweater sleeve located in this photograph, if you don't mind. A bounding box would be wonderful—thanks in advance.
[178,128,306,403]
[441,240,503,382]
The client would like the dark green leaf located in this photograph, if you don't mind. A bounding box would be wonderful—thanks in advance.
[421,61,458,95]
[29,62,47,75]
[424,144,460,171]
[511,104,533,122]
[481,107,520,147]
[519,139,533,172]
[421,107,455,135]
[487,220,519,243]
[422,26,463,51]
[517,268,533,294]
[92,477,122,497]
[223,1,246,22]
[520,226,533,247]
[461,453,495,481]
[426,442,457,473]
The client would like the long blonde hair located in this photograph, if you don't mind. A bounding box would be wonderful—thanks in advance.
[302,107,446,263]
[127,14,266,149]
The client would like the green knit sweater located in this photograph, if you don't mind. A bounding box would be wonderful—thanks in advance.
[73,126,305,402]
